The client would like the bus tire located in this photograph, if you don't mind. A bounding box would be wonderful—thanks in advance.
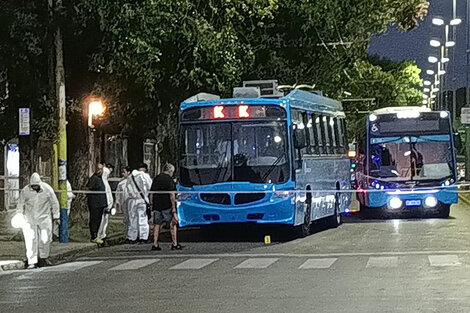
[326,193,342,228]
[437,204,450,218]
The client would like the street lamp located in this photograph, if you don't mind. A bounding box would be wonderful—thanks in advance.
[428,56,438,63]
[426,69,435,75]
[423,88,430,92]
[430,39,441,47]
[445,40,456,47]
[450,18,462,25]
[88,100,105,128]
[424,80,432,86]
[432,17,445,26]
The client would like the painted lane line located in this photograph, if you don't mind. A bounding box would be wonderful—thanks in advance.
[109,259,159,271]
[234,258,279,269]
[78,250,470,261]
[298,258,337,269]
[366,256,398,268]
[170,258,218,270]
[428,255,461,267]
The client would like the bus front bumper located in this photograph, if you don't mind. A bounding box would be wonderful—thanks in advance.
[177,199,295,227]
[367,187,458,210]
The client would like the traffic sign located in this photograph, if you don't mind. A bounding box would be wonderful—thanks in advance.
[462,107,470,125]
[19,108,30,136]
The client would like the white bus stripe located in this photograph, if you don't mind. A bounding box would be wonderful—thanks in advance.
[428,255,461,267]
[170,258,218,270]
[366,256,398,268]
[299,258,337,269]
[109,259,159,271]
[234,258,279,269]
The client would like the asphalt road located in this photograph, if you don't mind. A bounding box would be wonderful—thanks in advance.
[2,201,470,313]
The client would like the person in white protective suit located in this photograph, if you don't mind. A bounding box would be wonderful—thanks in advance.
[126,169,151,243]
[53,180,75,239]
[16,173,60,269]
[97,165,114,243]
[116,166,131,241]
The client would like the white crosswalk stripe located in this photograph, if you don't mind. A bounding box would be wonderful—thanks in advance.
[41,261,103,272]
[428,255,461,267]
[366,256,398,268]
[109,259,159,271]
[298,258,337,269]
[234,258,279,269]
[170,258,218,270]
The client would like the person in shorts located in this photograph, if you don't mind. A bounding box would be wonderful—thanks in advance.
[150,163,182,251]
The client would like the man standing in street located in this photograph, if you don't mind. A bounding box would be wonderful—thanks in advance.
[116,166,131,241]
[15,173,60,268]
[87,163,107,244]
[126,167,151,243]
[151,163,182,251]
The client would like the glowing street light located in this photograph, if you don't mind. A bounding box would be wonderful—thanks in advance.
[423,94,429,99]
[88,100,105,128]
[426,69,435,75]
[423,88,430,92]
[428,56,438,63]
[424,80,432,86]
[430,39,441,47]
[432,87,439,92]
[445,40,456,47]
[438,69,446,75]
[441,57,450,63]
[432,17,445,26]
[450,18,462,25]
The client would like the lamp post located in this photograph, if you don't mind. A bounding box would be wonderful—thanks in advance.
[87,100,105,176]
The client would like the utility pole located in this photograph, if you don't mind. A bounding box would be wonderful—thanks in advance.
[53,0,68,242]
[466,0,470,181]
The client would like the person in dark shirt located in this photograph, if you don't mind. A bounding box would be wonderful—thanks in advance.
[150,163,182,251]
[87,163,107,244]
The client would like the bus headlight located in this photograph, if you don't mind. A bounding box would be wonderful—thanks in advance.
[424,196,438,208]
[389,197,403,209]
[178,193,192,201]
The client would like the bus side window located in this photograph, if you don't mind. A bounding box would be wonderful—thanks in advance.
[316,115,325,154]
[291,109,305,169]
[307,113,319,155]
[334,117,344,154]
[328,117,337,154]
[321,116,331,154]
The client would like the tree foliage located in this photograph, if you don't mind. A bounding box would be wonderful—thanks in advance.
[0,0,427,163]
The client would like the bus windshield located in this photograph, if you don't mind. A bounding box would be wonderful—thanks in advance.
[180,121,289,186]
[369,137,453,183]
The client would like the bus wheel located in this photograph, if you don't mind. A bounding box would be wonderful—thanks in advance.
[326,193,342,228]
[298,201,312,238]
[437,204,450,218]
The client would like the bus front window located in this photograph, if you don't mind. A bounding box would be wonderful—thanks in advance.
[232,122,289,184]
[370,138,453,184]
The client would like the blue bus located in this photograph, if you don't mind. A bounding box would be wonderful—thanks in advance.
[356,106,458,217]
[177,82,352,236]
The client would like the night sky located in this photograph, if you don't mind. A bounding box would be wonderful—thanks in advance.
[368,0,468,89]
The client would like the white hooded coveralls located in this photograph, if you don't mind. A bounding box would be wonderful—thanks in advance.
[126,170,151,241]
[16,173,60,265]
[97,167,113,240]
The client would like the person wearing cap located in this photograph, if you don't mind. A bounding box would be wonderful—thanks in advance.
[16,173,60,268]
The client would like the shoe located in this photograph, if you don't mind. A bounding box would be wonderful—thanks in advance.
[151,245,162,251]
[27,264,37,269]
[42,258,53,267]
[91,238,104,244]
[171,244,183,250]
[138,239,149,244]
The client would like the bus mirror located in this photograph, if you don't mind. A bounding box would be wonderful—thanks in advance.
[454,133,462,150]
[294,128,307,149]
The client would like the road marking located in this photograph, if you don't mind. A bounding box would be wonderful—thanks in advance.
[234,258,279,269]
[41,261,103,272]
[428,255,461,267]
[366,256,398,268]
[109,259,159,271]
[298,258,337,269]
[170,258,218,270]
[78,250,470,261]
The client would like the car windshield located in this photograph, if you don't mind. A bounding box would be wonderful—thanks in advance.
[369,137,454,182]
[179,121,289,186]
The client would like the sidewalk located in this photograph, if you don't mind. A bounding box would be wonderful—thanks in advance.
[0,212,126,271]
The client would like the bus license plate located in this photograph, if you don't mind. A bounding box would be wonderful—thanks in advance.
[405,200,421,207]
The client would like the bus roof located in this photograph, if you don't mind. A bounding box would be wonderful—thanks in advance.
[372,106,432,115]
[180,89,343,115]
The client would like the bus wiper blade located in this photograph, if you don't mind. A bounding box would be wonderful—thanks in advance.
[262,152,286,182]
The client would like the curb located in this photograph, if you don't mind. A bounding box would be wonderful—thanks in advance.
[459,194,470,207]
[0,260,25,271]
